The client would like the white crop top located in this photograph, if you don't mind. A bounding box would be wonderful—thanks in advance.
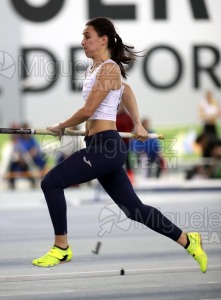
[200,99,219,117]
[82,59,124,121]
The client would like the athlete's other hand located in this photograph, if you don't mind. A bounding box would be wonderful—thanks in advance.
[133,123,148,142]
[47,124,64,140]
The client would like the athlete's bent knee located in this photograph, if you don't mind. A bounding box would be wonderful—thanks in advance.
[41,173,60,190]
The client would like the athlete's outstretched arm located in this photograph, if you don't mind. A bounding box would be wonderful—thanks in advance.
[122,82,148,141]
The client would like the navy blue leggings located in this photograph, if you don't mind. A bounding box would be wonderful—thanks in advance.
[41,130,182,241]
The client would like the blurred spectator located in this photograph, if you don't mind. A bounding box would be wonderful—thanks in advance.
[186,91,221,180]
[186,132,221,179]
[2,122,46,189]
[186,132,212,179]
[199,90,221,141]
[208,140,221,179]
[116,102,134,183]
[130,118,165,178]
[1,123,19,182]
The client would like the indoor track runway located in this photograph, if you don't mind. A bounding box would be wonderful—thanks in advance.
[0,188,221,299]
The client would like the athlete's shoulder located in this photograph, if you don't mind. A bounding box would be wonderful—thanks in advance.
[103,60,119,71]
[122,82,132,92]
[97,60,120,78]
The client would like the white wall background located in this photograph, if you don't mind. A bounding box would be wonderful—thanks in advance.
[0,0,21,127]
[0,0,221,128]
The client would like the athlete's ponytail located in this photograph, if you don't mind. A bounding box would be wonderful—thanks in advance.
[86,17,138,79]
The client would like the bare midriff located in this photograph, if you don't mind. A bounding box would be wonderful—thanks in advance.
[86,119,117,136]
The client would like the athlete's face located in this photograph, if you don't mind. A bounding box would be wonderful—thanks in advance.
[81,25,107,58]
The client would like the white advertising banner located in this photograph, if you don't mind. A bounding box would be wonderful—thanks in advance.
[0,0,221,127]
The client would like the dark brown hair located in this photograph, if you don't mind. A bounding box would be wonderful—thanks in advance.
[86,17,137,79]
